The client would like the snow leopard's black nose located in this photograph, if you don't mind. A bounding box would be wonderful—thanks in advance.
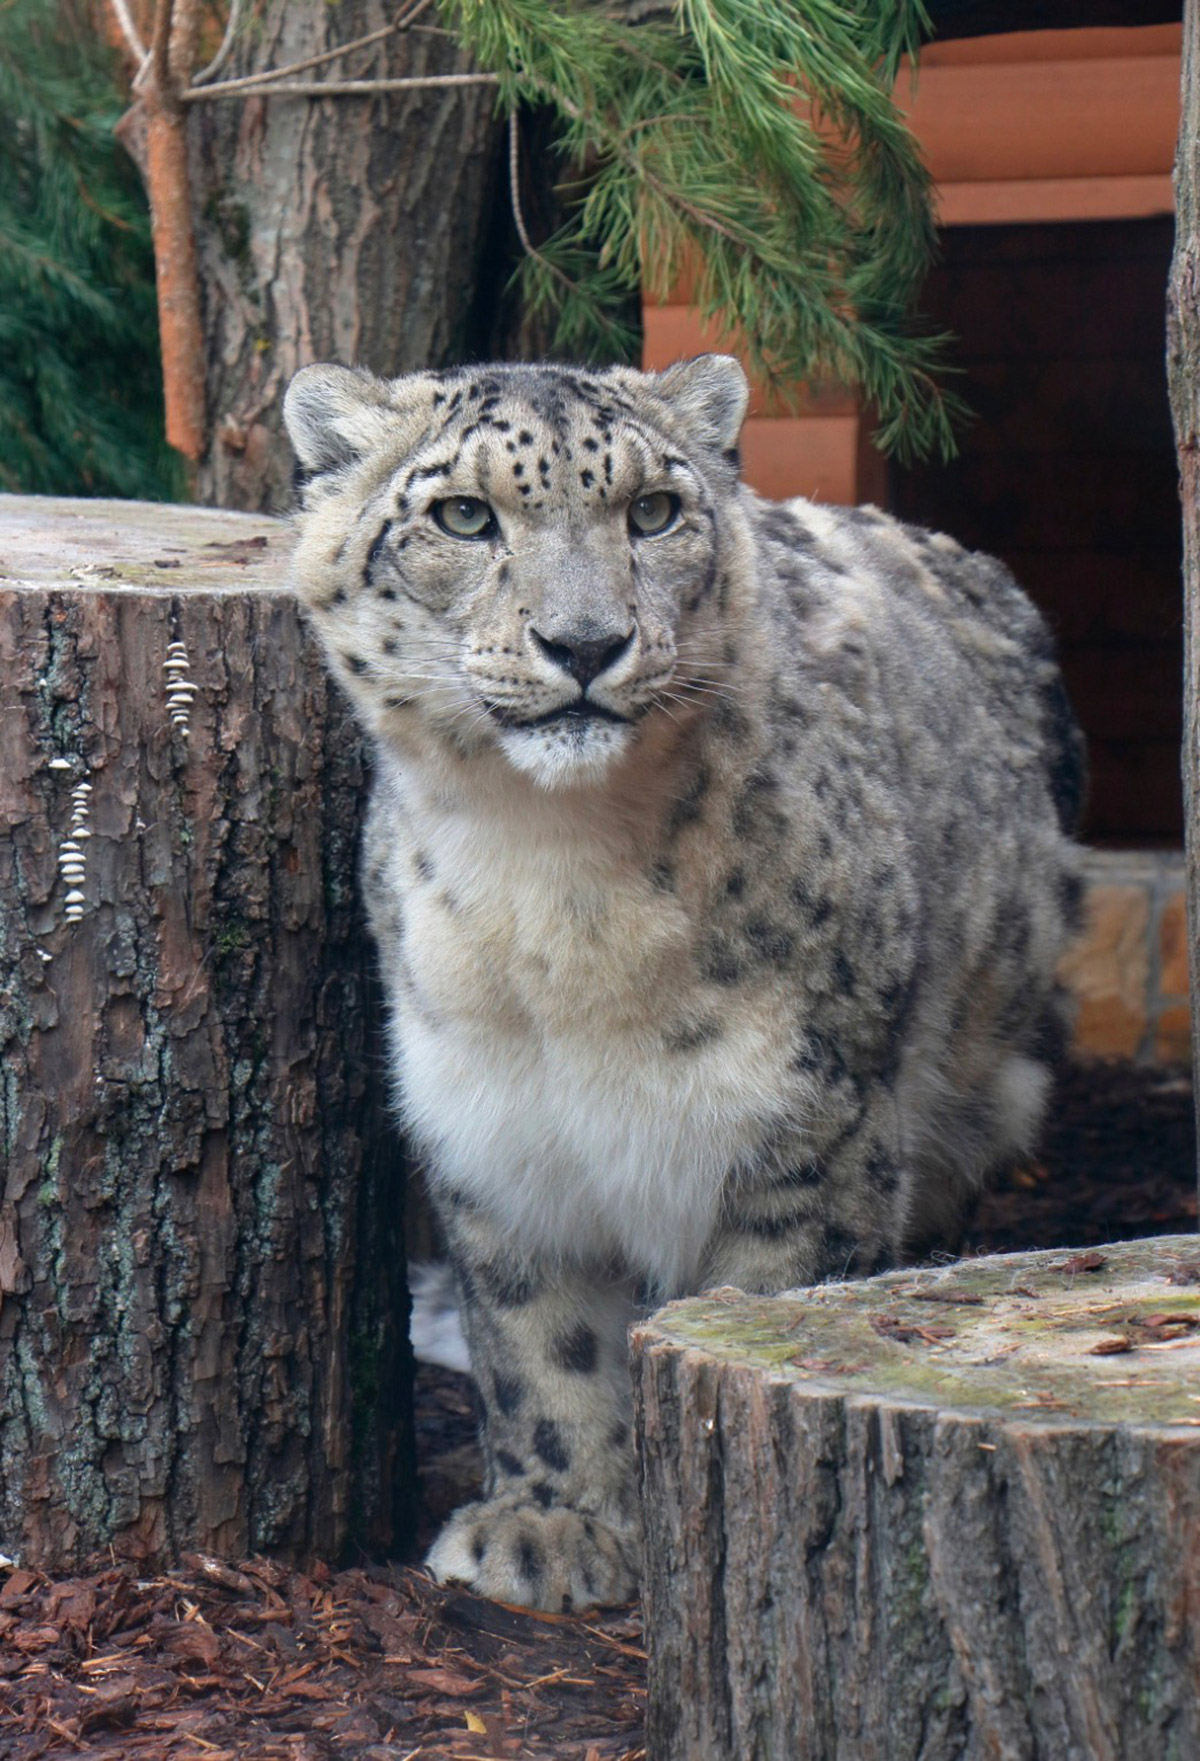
[531,627,635,689]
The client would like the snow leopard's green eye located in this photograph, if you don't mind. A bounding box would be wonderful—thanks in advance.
[628,491,679,536]
[433,496,496,539]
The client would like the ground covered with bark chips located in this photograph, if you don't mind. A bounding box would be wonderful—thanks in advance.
[2,1059,1195,1761]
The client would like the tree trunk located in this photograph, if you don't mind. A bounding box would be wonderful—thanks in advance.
[1168,0,1200,1211]
[186,0,508,512]
[632,1236,1200,1761]
[0,495,411,1571]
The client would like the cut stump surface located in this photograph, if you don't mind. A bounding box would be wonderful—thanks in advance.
[633,1235,1200,1761]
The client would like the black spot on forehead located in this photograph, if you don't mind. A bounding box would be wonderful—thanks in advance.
[404,458,454,490]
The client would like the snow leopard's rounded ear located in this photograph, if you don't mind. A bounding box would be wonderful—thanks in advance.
[652,354,750,455]
[284,363,427,478]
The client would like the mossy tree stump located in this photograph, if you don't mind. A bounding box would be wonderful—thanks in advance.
[633,1236,1200,1761]
[0,496,411,1571]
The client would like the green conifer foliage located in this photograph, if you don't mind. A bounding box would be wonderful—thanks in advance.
[449,0,960,461]
[0,0,180,498]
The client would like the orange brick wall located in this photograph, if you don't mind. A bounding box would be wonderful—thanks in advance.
[641,23,1181,507]
[898,24,1178,225]
[639,307,864,505]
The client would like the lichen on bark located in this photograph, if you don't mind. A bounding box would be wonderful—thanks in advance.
[635,1238,1200,1761]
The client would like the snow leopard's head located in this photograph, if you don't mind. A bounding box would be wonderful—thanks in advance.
[283,355,750,787]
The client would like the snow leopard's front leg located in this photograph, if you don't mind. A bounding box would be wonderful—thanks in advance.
[425,1207,641,1611]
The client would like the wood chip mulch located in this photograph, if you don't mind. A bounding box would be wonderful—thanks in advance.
[0,1554,645,1761]
[2,1057,1195,1761]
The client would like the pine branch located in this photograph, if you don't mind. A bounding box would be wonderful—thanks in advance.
[444,0,960,462]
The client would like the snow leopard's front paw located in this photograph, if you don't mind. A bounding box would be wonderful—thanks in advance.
[426,1497,640,1611]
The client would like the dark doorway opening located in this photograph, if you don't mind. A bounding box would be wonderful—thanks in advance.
[890,217,1182,847]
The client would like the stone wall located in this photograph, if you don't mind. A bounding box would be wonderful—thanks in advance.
[1063,850,1190,1062]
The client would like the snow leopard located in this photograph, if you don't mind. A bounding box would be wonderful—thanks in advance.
[283,353,1084,1613]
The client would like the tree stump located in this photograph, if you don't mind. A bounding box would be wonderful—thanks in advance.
[0,496,411,1571]
[633,1236,1200,1761]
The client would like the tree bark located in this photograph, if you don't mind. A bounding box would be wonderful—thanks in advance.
[633,1236,1200,1761]
[1168,0,1200,1212]
[0,495,411,1571]
[184,0,509,512]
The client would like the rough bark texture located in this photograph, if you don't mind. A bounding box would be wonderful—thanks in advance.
[1168,0,1200,1213]
[633,1237,1200,1761]
[0,495,411,1571]
[186,0,509,512]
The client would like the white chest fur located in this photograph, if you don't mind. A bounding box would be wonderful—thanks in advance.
[378,752,791,1292]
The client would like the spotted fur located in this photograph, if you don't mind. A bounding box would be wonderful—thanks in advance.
[284,355,1084,1611]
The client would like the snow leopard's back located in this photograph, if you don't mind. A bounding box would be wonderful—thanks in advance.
[745,490,1085,1249]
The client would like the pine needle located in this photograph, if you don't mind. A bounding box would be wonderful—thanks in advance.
[446,0,962,462]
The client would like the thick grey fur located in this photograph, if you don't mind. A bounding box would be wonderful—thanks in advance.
[283,355,1084,1612]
